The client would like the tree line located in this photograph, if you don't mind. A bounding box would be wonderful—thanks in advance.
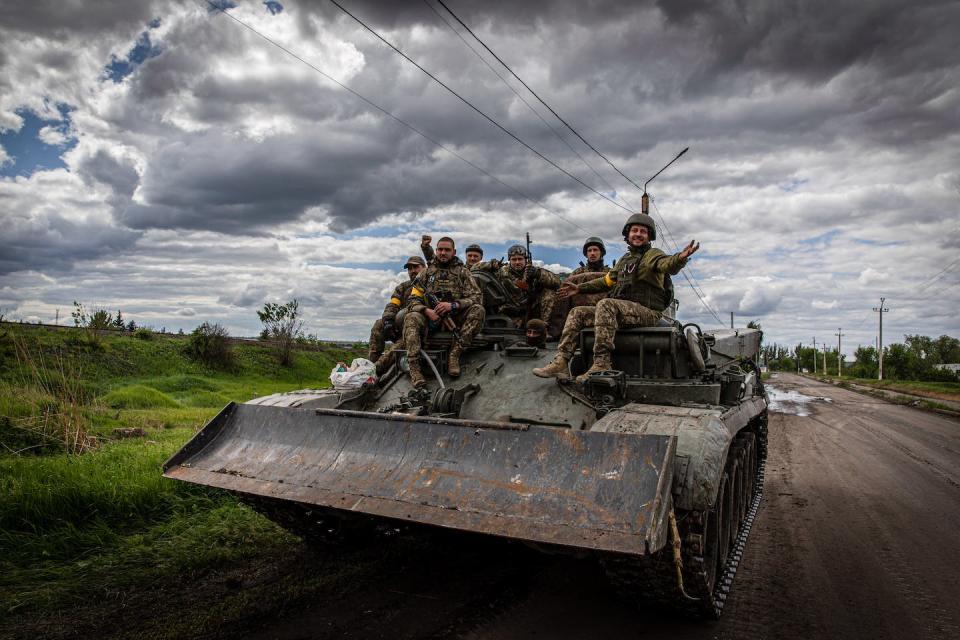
[762,334,960,381]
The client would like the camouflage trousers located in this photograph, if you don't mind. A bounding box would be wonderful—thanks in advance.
[556,298,660,357]
[402,305,486,360]
[502,290,557,330]
[368,318,388,359]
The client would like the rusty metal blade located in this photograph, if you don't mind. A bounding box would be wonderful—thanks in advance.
[163,403,676,555]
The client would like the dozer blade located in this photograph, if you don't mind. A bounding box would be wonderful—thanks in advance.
[163,403,676,555]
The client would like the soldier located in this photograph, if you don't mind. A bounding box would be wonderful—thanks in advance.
[570,237,610,275]
[492,245,561,329]
[533,213,699,382]
[403,237,485,387]
[421,235,485,269]
[367,256,426,361]
[524,319,547,348]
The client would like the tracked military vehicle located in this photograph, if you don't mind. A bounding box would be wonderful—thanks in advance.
[163,297,767,618]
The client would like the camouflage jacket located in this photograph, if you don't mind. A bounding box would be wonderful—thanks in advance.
[381,280,416,322]
[570,261,610,276]
[421,243,436,265]
[577,244,687,311]
[407,257,482,313]
[497,265,561,307]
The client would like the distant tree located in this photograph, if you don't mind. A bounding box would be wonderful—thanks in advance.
[848,346,879,379]
[257,299,304,366]
[113,311,125,330]
[934,335,960,363]
[126,319,137,332]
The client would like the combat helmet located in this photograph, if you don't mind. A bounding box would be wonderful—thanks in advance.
[507,244,528,258]
[621,212,656,241]
[465,243,484,257]
[582,236,606,257]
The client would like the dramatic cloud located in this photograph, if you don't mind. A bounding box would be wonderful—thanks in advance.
[0,0,958,348]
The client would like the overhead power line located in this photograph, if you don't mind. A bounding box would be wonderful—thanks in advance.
[202,0,589,233]
[434,0,654,196]
[420,0,626,207]
[326,0,633,214]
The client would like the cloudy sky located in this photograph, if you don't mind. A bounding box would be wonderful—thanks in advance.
[1,0,958,354]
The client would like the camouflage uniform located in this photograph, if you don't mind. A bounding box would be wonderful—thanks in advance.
[368,280,416,361]
[494,265,561,327]
[555,244,688,359]
[569,260,610,277]
[403,257,485,383]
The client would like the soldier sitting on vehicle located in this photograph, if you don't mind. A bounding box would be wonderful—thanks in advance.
[478,245,561,330]
[533,213,699,383]
[403,237,485,387]
[570,237,611,275]
[367,256,426,362]
[421,235,485,269]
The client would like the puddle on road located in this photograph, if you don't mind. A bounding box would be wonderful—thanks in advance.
[766,384,832,417]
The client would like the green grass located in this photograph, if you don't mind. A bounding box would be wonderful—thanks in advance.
[0,326,364,636]
[812,373,960,401]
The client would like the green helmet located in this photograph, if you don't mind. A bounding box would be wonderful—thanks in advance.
[507,244,528,258]
[582,236,606,257]
[621,212,656,241]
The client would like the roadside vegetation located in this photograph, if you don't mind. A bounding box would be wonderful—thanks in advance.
[762,333,960,384]
[0,323,363,639]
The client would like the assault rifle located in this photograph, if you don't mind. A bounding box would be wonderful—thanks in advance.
[424,290,463,348]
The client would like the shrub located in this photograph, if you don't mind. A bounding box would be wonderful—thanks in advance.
[257,300,304,366]
[186,322,234,370]
[71,301,112,347]
[133,328,154,341]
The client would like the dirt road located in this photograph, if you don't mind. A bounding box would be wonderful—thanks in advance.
[246,373,960,640]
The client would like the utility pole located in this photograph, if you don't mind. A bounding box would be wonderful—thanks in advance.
[797,343,802,374]
[836,328,845,377]
[823,344,827,374]
[812,337,817,374]
[54,308,59,325]
[873,298,890,380]
[730,312,734,329]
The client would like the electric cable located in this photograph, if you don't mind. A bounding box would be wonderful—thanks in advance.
[420,0,627,206]
[434,0,656,196]
[202,1,590,234]
[326,0,634,214]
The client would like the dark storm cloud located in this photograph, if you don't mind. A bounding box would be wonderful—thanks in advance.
[78,150,140,198]
[0,0,157,35]
[0,212,141,275]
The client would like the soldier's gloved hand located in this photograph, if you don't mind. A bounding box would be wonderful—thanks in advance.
[421,234,432,247]
[525,265,539,284]
[382,319,394,337]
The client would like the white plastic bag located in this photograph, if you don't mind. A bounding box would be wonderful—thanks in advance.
[329,358,377,390]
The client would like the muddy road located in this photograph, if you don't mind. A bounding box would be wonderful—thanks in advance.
[245,373,960,640]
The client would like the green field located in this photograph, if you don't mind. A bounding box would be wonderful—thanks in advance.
[0,326,365,638]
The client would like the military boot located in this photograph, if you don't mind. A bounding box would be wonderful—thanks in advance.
[447,344,462,378]
[532,351,571,379]
[575,353,613,384]
[407,357,426,388]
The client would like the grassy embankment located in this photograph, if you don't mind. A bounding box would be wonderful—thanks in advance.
[0,326,367,638]
[803,372,960,410]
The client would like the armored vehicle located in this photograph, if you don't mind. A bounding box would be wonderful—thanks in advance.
[163,302,767,618]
